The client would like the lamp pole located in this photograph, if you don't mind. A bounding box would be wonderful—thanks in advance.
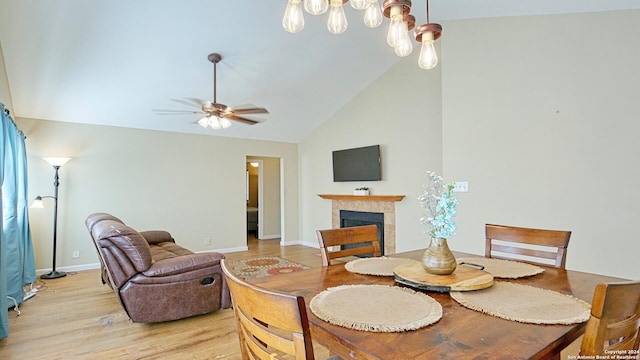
[34,157,71,279]
[40,165,65,279]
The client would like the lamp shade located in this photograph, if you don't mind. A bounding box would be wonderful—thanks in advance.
[30,196,44,208]
[43,157,71,167]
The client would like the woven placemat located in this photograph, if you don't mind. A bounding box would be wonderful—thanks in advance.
[310,284,442,332]
[345,257,420,276]
[450,281,591,324]
[457,257,545,279]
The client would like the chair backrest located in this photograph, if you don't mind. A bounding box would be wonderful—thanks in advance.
[316,224,381,267]
[485,224,571,268]
[580,280,640,356]
[220,259,316,360]
[85,213,153,289]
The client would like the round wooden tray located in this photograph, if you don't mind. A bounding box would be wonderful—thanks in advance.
[394,262,494,293]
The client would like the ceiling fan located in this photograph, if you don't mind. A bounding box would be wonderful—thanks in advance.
[153,53,268,129]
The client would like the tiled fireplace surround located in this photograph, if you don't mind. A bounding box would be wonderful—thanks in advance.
[318,195,405,255]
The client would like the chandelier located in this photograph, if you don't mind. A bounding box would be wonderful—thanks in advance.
[282,0,442,69]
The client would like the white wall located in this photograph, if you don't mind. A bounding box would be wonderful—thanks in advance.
[299,53,443,252]
[17,118,298,271]
[299,10,638,279]
[441,11,640,279]
[0,41,13,111]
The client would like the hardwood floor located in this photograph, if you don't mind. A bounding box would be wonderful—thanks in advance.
[0,236,327,360]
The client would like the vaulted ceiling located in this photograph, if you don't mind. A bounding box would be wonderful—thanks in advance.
[1,0,638,143]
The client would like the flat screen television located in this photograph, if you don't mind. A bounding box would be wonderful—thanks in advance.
[332,145,382,182]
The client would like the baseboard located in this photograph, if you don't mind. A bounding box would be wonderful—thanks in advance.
[281,240,320,248]
[202,246,249,254]
[258,234,281,240]
[36,262,101,275]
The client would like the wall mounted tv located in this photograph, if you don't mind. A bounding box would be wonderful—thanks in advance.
[332,145,382,182]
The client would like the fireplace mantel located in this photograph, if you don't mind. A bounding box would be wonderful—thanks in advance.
[318,194,405,202]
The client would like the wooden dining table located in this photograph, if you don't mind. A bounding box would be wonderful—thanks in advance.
[250,249,627,360]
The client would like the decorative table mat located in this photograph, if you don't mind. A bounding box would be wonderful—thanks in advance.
[345,257,420,276]
[394,262,494,292]
[450,281,591,325]
[309,284,442,332]
[457,257,544,279]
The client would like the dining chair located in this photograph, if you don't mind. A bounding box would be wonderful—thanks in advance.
[485,224,571,268]
[220,259,341,360]
[316,224,381,267]
[580,280,640,356]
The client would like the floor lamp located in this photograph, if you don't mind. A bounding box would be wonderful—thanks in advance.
[31,157,71,279]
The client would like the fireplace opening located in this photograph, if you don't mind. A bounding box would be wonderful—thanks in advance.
[339,210,384,256]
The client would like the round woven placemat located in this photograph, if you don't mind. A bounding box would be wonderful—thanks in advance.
[457,257,544,279]
[310,284,442,332]
[345,257,420,276]
[450,281,591,324]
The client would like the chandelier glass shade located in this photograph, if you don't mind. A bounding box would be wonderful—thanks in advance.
[363,0,383,27]
[327,0,348,34]
[282,0,442,69]
[305,0,328,14]
[283,0,305,33]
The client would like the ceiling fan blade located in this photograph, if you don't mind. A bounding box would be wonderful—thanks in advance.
[153,109,200,113]
[170,98,204,108]
[225,114,263,125]
[231,107,269,115]
[152,109,204,115]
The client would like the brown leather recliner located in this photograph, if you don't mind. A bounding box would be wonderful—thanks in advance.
[85,213,231,323]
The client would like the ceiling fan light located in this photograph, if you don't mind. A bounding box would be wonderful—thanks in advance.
[220,118,232,129]
[208,116,222,129]
[197,116,209,128]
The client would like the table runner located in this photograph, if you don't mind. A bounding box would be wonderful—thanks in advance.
[309,284,442,332]
[345,257,420,276]
[457,257,545,278]
[450,281,591,324]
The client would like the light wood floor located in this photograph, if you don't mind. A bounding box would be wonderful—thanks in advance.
[0,236,328,360]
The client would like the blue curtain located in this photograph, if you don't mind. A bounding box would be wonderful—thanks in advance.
[0,103,36,339]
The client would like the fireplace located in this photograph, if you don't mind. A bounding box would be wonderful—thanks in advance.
[319,194,405,255]
[340,210,384,256]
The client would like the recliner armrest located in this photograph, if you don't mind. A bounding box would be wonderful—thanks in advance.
[142,252,225,277]
[140,230,175,245]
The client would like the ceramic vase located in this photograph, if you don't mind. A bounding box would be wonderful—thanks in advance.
[421,237,457,275]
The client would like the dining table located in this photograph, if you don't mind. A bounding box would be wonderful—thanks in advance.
[249,249,628,360]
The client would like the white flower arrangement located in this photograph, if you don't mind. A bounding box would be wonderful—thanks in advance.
[418,171,458,239]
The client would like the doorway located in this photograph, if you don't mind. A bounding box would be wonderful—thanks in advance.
[246,157,283,242]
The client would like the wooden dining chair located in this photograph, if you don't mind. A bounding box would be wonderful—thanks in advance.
[580,280,640,356]
[316,224,381,267]
[485,224,571,268]
[221,259,340,360]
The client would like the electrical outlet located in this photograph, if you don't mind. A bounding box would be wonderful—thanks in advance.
[204,237,212,246]
[72,250,80,259]
[453,181,469,192]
